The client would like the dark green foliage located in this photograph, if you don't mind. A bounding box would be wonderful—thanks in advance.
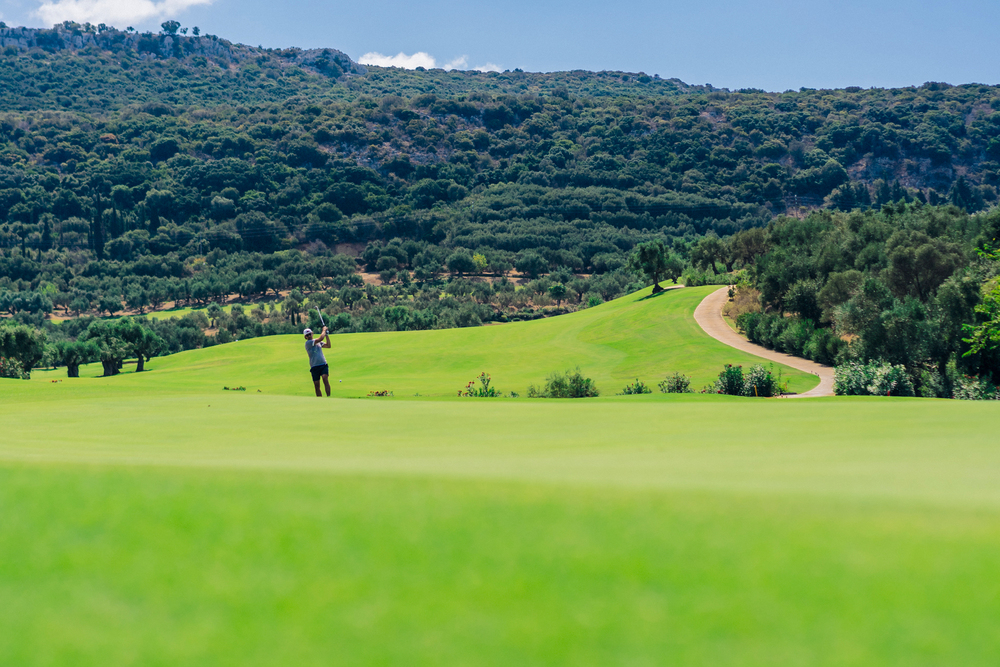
[80,319,131,376]
[833,361,916,397]
[0,322,46,378]
[713,364,745,396]
[737,311,844,366]
[710,363,779,397]
[963,248,1000,356]
[744,205,1000,393]
[49,338,98,377]
[527,368,599,398]
[5,26,1000,386]
[628,240,680,291]
[658,372,693,393]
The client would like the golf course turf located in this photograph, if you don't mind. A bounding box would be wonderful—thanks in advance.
[2,285,999,665]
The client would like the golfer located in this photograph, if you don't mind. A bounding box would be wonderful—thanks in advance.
[303,326,331,397]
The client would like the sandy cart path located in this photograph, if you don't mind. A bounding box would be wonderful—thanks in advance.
[693,287,835,397]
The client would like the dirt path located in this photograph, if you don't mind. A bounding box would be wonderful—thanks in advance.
[693,287,835,398]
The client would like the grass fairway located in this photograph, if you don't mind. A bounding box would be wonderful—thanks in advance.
[29,286,817,397]
[2,286,999,665]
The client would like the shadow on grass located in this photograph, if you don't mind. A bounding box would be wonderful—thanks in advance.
[637,285,686,302]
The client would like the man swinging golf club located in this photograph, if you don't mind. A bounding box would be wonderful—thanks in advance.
[303,324,331,397]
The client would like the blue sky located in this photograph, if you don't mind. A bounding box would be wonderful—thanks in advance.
[1,0,998,91]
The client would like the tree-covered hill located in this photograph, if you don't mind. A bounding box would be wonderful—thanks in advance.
[2,21,1000,387]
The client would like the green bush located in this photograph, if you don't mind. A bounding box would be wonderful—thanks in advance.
[528,368,599,398]
[711,363,779,397]
[834,361,915,396]
[738,312,843,366]
[617,379,652,395]
[658,372,693,393]
[918,368,950,398]
[951,374,999,400]
[741,364,779,397]
[713,364,745,395]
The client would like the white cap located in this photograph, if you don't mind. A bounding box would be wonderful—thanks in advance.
[303,328,313,337]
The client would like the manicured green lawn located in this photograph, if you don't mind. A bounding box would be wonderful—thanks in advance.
[30,285,818,397]
[2,285,998,665]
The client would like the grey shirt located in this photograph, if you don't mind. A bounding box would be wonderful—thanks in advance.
[305,338,327,368]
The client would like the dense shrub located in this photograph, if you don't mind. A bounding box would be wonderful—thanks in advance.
[528,368,599,398]
[834,361,915,396]
[617,379,652,395]
[737,311,844,365]
[951,375,999,400]
[742,364,780,397]
[658,372,693,393]
[713,364,746,396]
[711,363,779,397]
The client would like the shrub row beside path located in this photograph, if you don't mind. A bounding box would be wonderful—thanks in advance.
[693,287,834,397]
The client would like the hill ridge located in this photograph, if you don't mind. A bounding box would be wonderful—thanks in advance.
[0,23,364,78]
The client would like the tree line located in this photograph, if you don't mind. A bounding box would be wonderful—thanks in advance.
[732,204,1000,398]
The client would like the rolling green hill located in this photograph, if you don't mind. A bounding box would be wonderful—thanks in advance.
[26,285,819,397]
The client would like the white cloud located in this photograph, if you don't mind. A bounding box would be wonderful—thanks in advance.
[358,51,437,70]
[34,0,213,27]
[359,51,504,73]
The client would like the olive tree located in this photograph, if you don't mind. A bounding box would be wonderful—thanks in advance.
[0,325,47,379]
[627,240,683,292]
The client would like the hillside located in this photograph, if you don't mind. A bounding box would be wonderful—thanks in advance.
[2,23,1000,393]
[1,23,999,271]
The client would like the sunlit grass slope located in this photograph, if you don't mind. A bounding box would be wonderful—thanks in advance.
[29,285,817,397]
[5,284,999,665]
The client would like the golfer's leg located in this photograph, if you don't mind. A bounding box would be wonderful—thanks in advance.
[313,379,322,397]
[322,374,331,397]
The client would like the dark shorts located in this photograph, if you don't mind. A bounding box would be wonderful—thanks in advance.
[310,364,329,382]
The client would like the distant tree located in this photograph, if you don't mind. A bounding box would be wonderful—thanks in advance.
[0,325,47,379]
[446,251,476,276]
[949,176,984,213]
[161,20,181,35]
[690,234,723,274]
[125,284,149,314]
[117,319,166,372]
[548,283,567,306]
[50,339,99,377]
[729,228,769,266]
[99,294,121,317]
[515,251,548,279]
[205,303,222,329]
[71,295,91,316]
[82,320,130,376]
[627,240,676,292]
[192,26,200,36]
[283,297,302,325]
[472,253,488,274]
